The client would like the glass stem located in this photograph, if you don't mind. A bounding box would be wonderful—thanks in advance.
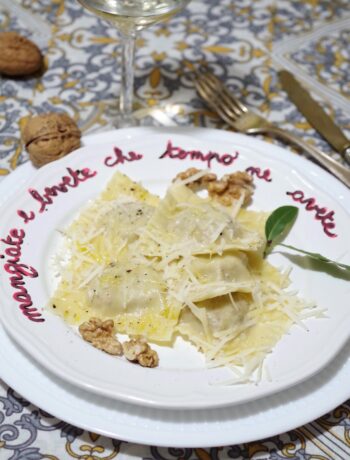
[119,30,136,125]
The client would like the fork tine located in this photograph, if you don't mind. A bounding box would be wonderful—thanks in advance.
[221,85,248,114]
[219,91,244,118]
[201,71,219,86]
[214,98,241,123]
[195,74,228,109]
[195,72,219,95]
[195,78,240,125]
[195,76,221,105]
[195,79,243,128]
[196,72,248,119]
[195,70,252,126]
[213,101,241,127]
[199,72,248,114]
[196,77,219,101]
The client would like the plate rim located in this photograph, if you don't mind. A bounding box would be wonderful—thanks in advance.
[0,126,349,410]
[0,152,348,447]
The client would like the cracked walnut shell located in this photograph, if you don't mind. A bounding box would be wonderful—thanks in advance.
[22,112,81,167]
[0,31,43,77]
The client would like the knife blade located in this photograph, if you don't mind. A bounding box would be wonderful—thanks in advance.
[278,70,350,165]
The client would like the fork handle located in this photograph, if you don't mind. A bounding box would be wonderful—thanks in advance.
[265,126,350,188]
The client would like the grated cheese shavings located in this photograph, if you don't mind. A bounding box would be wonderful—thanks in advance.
[49,170,324,385]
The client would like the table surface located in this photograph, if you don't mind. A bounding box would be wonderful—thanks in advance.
[1,0,350,458]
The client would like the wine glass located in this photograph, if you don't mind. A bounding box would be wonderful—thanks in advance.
[77,0,191,127]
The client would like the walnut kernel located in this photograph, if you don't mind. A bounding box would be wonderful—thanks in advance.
[122,336,159,368]
[138,349,159,368]
[208,171,254,206]
[79,318,123,355]
[174,168,217,189]
[174,168,254,207]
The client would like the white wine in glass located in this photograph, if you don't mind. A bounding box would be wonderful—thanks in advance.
[78,0,190,127]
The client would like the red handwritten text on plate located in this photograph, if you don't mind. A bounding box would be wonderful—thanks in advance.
[286,190,337,238]
[104,147,143,167]
[159,140,239,168]
[246,166,272,182]
[0,228,44,322]
[21,167,97,215]
[17,210,35,224]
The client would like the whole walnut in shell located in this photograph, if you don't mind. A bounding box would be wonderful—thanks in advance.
[0,31,43,77]
[22,113,81,167]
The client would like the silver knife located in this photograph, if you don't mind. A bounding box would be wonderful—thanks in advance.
[278,70,350,165]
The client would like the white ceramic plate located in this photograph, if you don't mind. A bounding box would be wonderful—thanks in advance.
[1,321,350,448]
[0,127,349,410]
[0,133,350,448]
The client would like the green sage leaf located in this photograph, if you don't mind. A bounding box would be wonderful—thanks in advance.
[280,243,350,273]
[264,206,299,255]
[264,205,350,277]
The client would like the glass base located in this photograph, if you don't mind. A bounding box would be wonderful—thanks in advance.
[80,100,193,135]
[103,102,140,128]
[115,113,140,128]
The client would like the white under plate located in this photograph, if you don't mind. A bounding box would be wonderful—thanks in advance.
[1,306,350,447]
[0,127,349,410]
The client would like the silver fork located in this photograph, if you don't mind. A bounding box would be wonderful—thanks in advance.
[194,71,350,188]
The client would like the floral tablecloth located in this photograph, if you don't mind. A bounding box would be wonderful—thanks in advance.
[1,0,350,458]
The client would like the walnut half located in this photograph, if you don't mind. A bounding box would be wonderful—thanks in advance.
[174,168,217,189]
[208,171,254,206]
[79,318,123,355]
[174,168,254,207]
[122,336,159,368]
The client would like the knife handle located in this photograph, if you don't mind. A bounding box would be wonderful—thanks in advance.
[266,126,350,188]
